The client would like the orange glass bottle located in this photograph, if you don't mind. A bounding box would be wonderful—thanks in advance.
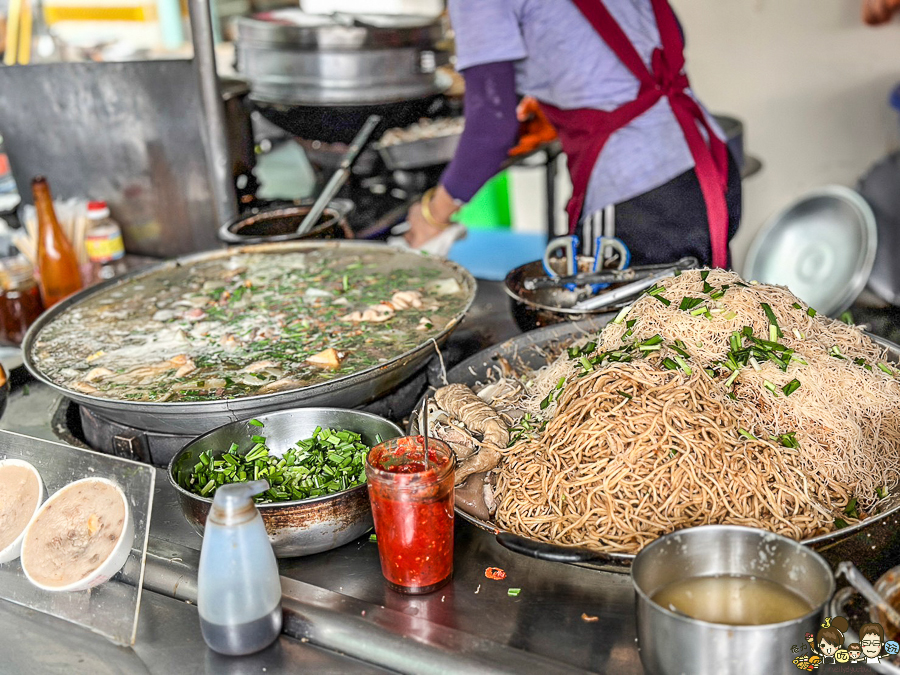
[32,176,83,307]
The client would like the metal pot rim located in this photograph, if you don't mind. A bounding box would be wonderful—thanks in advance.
[218,199,353,244]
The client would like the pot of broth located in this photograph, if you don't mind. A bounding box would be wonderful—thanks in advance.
[22,241,475,434]
[632,525,834,675]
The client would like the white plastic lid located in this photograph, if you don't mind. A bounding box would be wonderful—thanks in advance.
[87,200,110,219]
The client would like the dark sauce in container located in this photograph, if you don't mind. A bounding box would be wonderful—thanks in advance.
[366,436,455,594]
[0,256,43,346]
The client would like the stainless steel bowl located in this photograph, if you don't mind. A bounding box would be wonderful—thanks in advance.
[633,525,834,675]
[168,408,402,558]
[743,186,877,317]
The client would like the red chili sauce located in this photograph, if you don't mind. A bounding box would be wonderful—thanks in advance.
[366,436,454,594]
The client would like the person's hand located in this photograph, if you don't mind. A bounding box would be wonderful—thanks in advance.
[863,0,900,24]
[404,186,461,248]
[509,96,558,156]
[405,201,448,248]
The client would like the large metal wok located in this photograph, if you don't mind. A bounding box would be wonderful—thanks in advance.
[23,241,475,435]
[414,319,900,572]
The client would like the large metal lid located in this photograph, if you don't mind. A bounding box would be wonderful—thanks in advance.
[743,185,877,317]
[234,11,443,49]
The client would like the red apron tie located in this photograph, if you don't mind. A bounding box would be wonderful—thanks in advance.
[538,0,730,268]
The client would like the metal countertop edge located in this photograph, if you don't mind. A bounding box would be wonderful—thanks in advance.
[140,537,587,675]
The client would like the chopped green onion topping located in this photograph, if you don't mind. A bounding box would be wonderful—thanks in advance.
[760,303,783,338]
[508,588,521,597]
[782,379,801,396]
[612,305,632,325]
[679,296,705,312]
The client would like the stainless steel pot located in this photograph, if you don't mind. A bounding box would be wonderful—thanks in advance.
[168,408,402,557]
[235,13,449,107]
[219,199,353,245]
[22,241,476,435]
[632,525,834,675]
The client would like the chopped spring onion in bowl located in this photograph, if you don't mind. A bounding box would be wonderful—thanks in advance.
[178,423,375,503]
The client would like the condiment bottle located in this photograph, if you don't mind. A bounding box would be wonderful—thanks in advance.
[31,176,83,307]
[365,437,455,594]
[0,255,43,345]
[197,479,282,656]
[84,201,126,281]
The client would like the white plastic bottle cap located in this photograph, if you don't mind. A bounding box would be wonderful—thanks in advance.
[87,201,111,220]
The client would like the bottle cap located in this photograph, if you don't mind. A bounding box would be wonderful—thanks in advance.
[87,201,111,219]
[208,479,269,526]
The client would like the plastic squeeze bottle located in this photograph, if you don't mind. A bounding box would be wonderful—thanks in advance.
[198,480,283,655]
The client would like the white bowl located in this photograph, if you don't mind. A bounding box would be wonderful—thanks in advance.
[0,459,44,564]
[21,477,134,592]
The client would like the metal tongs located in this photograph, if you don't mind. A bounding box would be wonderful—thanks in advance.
[524,256,698,291]
[836,561,900,630]
[571,267,681,311]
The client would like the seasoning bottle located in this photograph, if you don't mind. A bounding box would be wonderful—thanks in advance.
[0,256,43,345]
[85,201,126,281]
[365,437,455,594]
[32,176,83,307]
[197,479,282,656]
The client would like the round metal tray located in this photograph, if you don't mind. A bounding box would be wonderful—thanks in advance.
[23,241,476,435]
[413,319,900,572]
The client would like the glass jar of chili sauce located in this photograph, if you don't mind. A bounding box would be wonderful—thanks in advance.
[365,436,455,594]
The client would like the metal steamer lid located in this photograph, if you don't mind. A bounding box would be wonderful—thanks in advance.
[234,13,443,49]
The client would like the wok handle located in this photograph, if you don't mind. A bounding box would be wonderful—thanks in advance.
[495,532,609,564]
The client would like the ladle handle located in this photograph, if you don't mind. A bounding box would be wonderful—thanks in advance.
[296,114,381,236]
[495,532,613,564]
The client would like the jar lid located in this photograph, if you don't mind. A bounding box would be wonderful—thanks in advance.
[0,255,35,289]
[87,201,110,219]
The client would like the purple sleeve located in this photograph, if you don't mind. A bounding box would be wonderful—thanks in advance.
[440,60,519,203]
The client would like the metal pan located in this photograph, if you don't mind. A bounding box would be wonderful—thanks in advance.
[22,241,476,435]
[168,407,402,557]
[412,319,900,572]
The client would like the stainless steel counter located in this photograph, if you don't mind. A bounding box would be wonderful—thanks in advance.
[0,385,643,674]
[0,280,644,674]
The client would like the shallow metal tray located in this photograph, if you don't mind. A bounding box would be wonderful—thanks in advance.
[23,241,476,435]
[413,319,900,572]
[377,132,461,171]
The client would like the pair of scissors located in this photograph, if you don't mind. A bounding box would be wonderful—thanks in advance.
[543,205,631,293]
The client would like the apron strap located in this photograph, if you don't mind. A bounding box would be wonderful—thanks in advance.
[570,0,654,85]
[552,0,732,267]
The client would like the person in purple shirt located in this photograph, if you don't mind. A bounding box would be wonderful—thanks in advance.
[405,0,742,268]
